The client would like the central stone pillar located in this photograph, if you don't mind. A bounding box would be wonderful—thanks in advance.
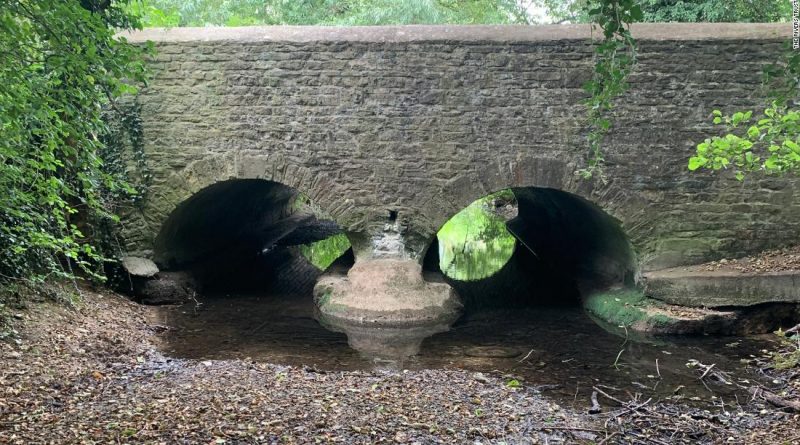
[313,221,462,359]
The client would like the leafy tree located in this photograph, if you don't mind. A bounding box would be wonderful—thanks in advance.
[532,0,791,23]
[690,49,800,178]
[437,190,517,281]
[638,0,791,23]
[533,0,591,23]
[133,0,533,27]
[0,0,149,285]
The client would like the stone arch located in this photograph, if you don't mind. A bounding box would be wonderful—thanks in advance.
[418,156,652,269]
[149,176,352,295]
[131,150,357,255]
[419,157,645,309]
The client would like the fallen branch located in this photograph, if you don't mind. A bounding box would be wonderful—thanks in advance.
[699,363,716,380]
[592,386,627,406]
[750,387,800,412]
[612,397,652,420]
[598,432,618,445]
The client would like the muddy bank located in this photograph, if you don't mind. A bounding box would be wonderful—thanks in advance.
[1,289,799,444]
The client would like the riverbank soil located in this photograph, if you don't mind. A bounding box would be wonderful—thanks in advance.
[1,289,799,444]
[691,245,800,273]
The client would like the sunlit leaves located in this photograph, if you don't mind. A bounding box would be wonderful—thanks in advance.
[300,234,351,270]
[131,0,533,27]
[689,105,800,180]
[437,190,516,281]
[690,41,800,180]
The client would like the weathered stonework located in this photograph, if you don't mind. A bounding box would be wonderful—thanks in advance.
[644,268,800,307]
[123,24,799,272]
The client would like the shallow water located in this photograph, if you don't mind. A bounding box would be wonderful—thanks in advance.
[151,293,780,409]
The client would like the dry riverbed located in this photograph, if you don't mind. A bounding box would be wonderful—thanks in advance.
[1,289,798,444]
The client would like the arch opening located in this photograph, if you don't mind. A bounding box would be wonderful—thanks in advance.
[152,179,352,295]
[423,187,636,311]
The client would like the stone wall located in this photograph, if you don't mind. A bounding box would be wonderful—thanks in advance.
[123,24,799,271]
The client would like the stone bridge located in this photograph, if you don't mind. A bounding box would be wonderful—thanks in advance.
[122,24,798,337]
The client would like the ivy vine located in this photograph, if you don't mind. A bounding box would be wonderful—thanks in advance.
[578,0,642,181]
[0,0,151,286]
[100,102,152,208]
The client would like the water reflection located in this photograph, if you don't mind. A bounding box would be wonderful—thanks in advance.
[152,294,779,408]
[437,190,517,281]
[316,314,453,363]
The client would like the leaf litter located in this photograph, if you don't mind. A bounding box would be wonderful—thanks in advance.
[0,289,798,444]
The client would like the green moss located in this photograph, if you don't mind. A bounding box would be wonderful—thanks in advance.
[583,289,650,327]
[648,313,674,328]
[316,289,332,307]
[584,289,686,335]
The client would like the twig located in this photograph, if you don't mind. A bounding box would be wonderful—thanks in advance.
[592,386,627,406]
[530,424,605,433]
[612,397,652,420]
[699,363,716,380]
[613,325,629,370]
[518,348,535,363]
[612,348,625,370]
[655,359,661,378]
[598,432,619,445]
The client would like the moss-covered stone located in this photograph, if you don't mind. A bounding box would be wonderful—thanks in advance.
[583,289,656,328]
[584,288,798,336]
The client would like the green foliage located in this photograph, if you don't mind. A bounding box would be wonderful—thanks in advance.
[690,107,800,180]
[125,1,182,26]
[134,0,533,27]
[0,0,149,284]
[437,190,516,281]
[690,47,800,178]
[638,0,791,23]
[300,234,351,270]
[531,0,791,24]
[577,0,640,181]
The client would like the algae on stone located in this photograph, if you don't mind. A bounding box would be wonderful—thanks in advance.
[583,289,653,328]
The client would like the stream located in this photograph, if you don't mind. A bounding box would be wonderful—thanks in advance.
[151,293,780,410]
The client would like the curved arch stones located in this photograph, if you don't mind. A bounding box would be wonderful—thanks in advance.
[121,24,800,333]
